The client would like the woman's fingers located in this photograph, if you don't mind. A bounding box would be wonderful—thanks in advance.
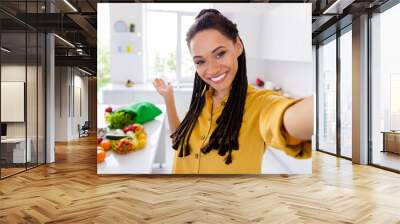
[152,79,159,89]
[153,78,161,87]
[153,78,174,99]
[153,78,168,92]
[158,79,166,87]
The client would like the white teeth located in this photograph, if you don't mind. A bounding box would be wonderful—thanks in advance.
[210,73,226,82]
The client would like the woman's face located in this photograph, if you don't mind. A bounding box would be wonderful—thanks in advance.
[189,29,243,94]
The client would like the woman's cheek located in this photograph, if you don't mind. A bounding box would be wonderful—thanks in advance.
[197,71,210,84]
[223,56,233,69]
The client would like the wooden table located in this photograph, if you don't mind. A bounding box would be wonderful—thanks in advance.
[381,131,400,154]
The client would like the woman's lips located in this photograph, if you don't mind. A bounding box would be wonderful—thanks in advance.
[210,72,227,84]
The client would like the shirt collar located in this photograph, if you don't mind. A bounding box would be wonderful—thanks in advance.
[205,87,229,106]
[205,84,255,106]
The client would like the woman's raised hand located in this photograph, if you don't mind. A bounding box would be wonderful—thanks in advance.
[152,78,174,99]
[152,78,180,133]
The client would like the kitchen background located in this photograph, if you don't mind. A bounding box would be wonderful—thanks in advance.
[97,3,315,174]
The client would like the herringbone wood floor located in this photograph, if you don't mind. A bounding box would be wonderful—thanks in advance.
[1,136,400,224]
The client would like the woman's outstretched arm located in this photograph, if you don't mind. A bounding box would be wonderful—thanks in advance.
[152,78,181,134]
[283,96,314,141]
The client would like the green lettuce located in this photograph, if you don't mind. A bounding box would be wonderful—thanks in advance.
[107,111,134,129]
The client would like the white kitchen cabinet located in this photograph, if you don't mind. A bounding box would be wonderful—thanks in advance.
[212,3,312,62]
[109,4,145,84]
[260,4,312,62]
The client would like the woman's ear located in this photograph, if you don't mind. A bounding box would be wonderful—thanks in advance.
[235,36,243,56]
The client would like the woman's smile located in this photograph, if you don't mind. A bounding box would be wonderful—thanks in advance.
[209,72,228,84]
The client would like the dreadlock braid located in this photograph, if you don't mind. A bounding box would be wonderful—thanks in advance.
[200,50,247,164]
[171,9,248,165]
[171,74,208,157]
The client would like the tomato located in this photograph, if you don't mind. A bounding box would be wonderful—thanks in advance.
[105,106,113,113]
[97,137,103,145]
[97,148,105,163]
[133,124,143,133]
[99,139,112,151]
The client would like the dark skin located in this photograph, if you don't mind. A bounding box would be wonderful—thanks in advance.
[153,29,313,141]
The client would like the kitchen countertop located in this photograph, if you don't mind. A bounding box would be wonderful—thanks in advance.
[101,83,193,92]
[97,104,166,174]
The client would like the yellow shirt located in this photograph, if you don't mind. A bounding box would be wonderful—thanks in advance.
[172,85,311,174]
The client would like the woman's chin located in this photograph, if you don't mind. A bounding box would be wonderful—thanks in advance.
[208,81,227,92]
[208,75,232,93]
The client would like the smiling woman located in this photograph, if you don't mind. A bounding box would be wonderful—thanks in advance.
[152,9,314,174]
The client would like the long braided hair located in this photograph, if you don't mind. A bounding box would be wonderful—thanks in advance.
[171,9,248,165]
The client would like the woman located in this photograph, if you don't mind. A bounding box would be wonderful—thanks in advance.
[153,9,313,174]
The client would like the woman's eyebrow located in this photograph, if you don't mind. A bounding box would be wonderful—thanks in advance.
[211,46,225,53]
[193,46,226,59]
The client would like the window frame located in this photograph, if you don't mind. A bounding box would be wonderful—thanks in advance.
[315,24,353,161]
[368,0,400,173]
[145,8,197,85]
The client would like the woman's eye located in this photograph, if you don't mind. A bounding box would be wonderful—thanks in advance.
[216,51,226,58]
[195,60,204,65]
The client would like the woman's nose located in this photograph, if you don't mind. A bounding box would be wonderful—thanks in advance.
[206,60,220,76]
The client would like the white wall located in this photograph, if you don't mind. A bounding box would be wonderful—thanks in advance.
[1,65,26,140]
[213,3,312,62]
[55,67,89,141]
[55,67,69,141]
[246,52,315,99]
[1,64,46,163]
[1,65,41,137]
[80,75,89,125]
[72,74,89,138]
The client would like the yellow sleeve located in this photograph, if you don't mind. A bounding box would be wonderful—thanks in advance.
[258,93,311,159]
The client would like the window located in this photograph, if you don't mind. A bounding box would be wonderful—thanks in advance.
[97,3,111,104]
[317,27,353,159]
[180,15,196,82]
[317,37,337,155]
[390,74,400,130]
[145,4,210,85]
[370,2,400,171]
[146,11,178,82]
[0,0,46,179]
[339,29,352,158]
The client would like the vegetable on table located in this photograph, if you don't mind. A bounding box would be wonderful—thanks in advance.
[106,111,134,129]
[123,124,144,134]
[99,139,112,151]
[105,134,126,140]
[97,137,103,145]
[113,138,138,154]
[105,106,113,113]
[97,147,105,163]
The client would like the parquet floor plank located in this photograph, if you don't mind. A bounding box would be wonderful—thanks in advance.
[0,136,399,223]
